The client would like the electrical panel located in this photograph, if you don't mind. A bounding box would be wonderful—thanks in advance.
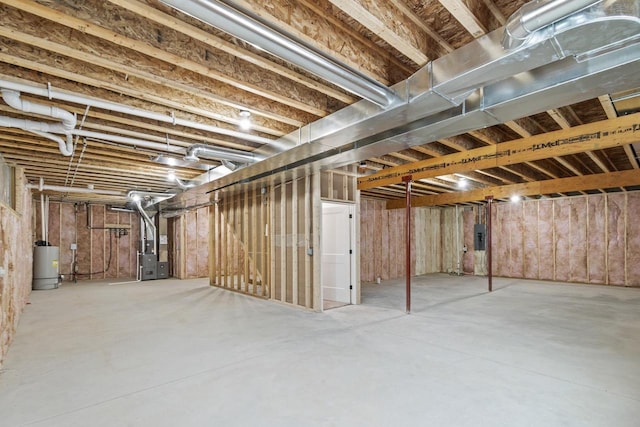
[474,224,486,251]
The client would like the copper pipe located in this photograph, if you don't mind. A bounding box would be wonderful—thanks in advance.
[485,195,494,292]
[403,175,412,313]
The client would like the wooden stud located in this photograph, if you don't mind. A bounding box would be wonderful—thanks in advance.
[292,176,299,306]
[304,175,312,309]
[280,177,287,303]
[244,190,250,293]
[312,173,322,311]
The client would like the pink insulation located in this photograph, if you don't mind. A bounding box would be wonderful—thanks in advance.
[523,202,539,279]
[76,204,91,279]
[508,203,524,278]
[627,192,640,286]
[537,200,555,281]
[59,203,76,279]
[462,209,475,274]
[587,195,607,284]
[0,181,32,367]
[197,207,209,278]
[607,193,626,285]
[569,198,588,283]
[48,202,60,247]
[105,209,118,278]
[117,212,131,278]
[91,205,105,280]
[554,199,571,281]
[493,205,509,277]
[359,199,372,282]
[186,210,198,278]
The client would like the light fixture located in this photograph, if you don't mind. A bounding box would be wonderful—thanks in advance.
[239,110,251,131]
[131,194,141,202]
[166,157,176,166]
[457,177,468,189]
[510,195,521,203]
[167,170,176,182]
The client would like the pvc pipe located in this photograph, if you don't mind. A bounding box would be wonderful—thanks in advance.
[0,79,273,145]
[28,182,124,196]
[40,192,45,242]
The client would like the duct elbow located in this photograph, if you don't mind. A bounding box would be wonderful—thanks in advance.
[502,0,601,50]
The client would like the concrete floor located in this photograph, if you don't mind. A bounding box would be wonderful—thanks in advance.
[1,274,639,426]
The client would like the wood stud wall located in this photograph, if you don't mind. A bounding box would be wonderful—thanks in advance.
[210,174,320,309]
[33,202,140,281]
[360,198,462,282]
[467,192,640,286]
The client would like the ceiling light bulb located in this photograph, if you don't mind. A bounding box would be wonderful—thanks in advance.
[131,194,141,202]
[167,157,176,166]
[239,110,251,131]
[167,170,176,182]
[457,178,468,189]
[510,195,521,203]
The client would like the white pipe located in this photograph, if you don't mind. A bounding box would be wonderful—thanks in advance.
[72,129,185,154]
[0,116,74,156]
[0,79,273,145]
[45,195,49,243]
[40,192,45,242]
[27,183,124,196]
[1,89,75,156]
[30,130,73,156]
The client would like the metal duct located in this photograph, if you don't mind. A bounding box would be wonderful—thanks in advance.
[184,143,263,163]
[173,0,639,201]
[133,199,157,255]
[160,0,398,108]
[503,0,601,49]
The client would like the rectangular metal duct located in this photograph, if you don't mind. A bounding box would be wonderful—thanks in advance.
[169,0,640,208]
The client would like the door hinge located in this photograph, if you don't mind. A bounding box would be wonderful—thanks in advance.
[349,214,353,219]
[350,285,353,290]
[349,249,353,254]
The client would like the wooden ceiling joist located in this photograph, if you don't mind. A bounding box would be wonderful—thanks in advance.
[387,169,640,209]
[359,113,640,190]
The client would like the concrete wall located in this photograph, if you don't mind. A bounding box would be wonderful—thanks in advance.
[34,202,140,281]
[463,192,640,286]
[0,169,32,367]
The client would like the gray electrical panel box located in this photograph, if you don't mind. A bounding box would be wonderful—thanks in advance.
[157,262,168,279]
[474,224,486,251]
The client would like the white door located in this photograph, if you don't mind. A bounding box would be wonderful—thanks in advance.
[321,203,353,304]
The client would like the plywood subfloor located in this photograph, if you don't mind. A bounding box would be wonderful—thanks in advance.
[1,275,639,426]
